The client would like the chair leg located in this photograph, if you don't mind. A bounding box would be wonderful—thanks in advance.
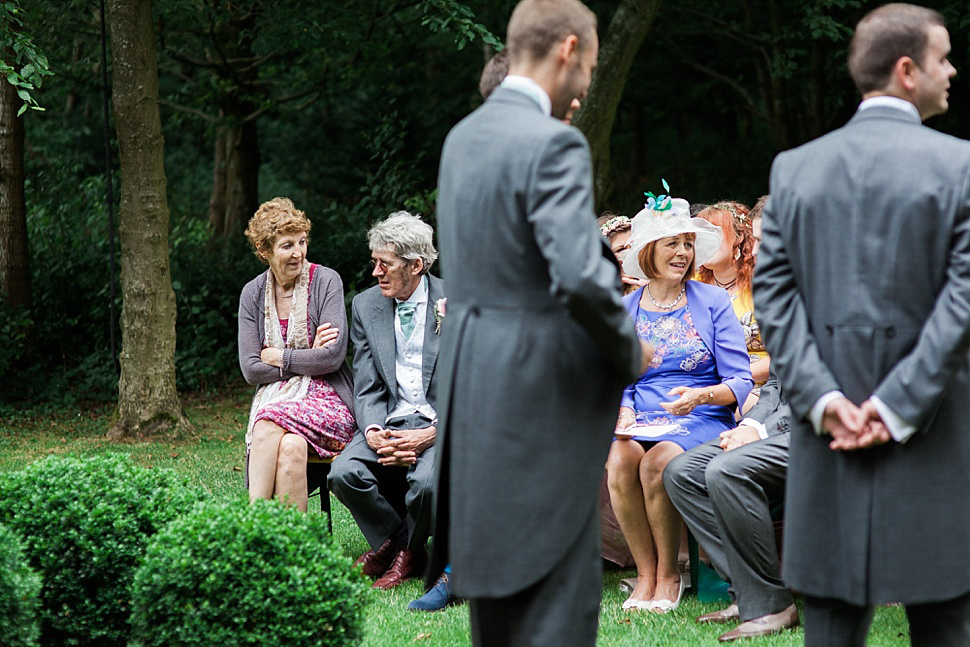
[688,529,699,592]
[320,462,333,534]
[305,460,333,533]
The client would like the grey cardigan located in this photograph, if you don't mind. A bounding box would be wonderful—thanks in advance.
[237,264,354,415]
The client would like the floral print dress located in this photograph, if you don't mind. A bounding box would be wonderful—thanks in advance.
[732,288,767,373]
[621,304,735,450]
[252,314,356,459]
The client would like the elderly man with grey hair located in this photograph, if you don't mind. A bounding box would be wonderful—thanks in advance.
[329,211,444,590]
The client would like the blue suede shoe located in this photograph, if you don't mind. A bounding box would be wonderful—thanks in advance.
[407,572,460,611]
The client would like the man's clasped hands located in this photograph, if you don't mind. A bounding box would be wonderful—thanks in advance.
[823,396,892,451]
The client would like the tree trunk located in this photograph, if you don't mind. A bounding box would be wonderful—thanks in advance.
[573,0,662,211]
[208,115,259,239]
[0,74,30,311]
[206,7,260,240]
[208,122,228,235]
[107,0,191,439]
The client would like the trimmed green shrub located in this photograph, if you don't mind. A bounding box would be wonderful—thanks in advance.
[0,523,41,647]
[0,455,205,646]
[131,497,368,647]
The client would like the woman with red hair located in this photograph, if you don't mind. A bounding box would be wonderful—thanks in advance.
[697,201,768,412]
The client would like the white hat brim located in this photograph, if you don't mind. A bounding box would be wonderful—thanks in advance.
[622,215,723,281]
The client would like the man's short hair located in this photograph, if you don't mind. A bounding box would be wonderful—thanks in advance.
[479,49,510,100]
[848,3,945,95]
[367,211,438,274]
[506,0,597,66]
[750,195,769,221]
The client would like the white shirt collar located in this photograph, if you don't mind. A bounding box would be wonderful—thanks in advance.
[396,274,428,306]
[499,75,552,117]
[858,96,920,121]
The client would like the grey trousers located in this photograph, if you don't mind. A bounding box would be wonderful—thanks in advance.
[468,510,601,647]
[328,431,436,552]
[804,590,970,647]
[663,434,792,621]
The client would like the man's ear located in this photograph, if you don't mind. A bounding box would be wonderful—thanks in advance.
[893,55,919,93]
[558,34,579,63]
[411,258,425,276]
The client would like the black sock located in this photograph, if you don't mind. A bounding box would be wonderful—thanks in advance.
[390,520,409,549]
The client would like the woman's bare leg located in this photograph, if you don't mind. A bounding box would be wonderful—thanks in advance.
[607,440,658,603]
[641,441,686,605]
[248,420,285,501]
[275,433,309,512]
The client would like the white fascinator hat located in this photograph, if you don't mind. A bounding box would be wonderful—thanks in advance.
[622,196,723,281]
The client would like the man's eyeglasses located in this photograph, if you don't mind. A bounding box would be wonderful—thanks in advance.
[369,256,407,272]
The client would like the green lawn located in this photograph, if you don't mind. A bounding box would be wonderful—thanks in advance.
[0,388,910,646]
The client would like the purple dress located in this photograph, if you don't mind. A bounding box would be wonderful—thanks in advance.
[621,303,734,450]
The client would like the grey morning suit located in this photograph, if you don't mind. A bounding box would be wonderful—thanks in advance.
[753,105,970,646]
[664,375,793,622]
[328,276,443,552]
[431,87,641,646]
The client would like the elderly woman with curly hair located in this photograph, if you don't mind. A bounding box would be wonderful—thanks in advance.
[238,197,356,511]
[696,201,769,410]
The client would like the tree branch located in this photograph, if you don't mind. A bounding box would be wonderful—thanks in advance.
[158,99,217,122]
[241,89,318,122]
[666,39,769,123]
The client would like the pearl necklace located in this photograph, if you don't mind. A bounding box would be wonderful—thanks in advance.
[645,280,685,310]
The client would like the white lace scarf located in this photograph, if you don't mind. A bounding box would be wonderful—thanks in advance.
[245,261,312,449]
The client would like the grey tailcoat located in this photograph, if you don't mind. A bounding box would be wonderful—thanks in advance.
[431,87,642,598]
[752,105,970,606]
[349,275,443,432]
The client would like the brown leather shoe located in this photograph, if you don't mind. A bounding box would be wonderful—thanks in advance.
[697,603,740,624]
[372,548,427,590]
[353,539,400,578]
[718,604,799,642]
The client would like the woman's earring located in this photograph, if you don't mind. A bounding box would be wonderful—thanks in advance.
[734,248,741,260]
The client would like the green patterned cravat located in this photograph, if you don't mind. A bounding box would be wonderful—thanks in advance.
[397,301,417,339]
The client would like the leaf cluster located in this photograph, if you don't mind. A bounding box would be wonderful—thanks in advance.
[419,0,502,51]
[0,523,41,647]
[0,0,53,115]
[0,455,205,646]
[130,496,369,647]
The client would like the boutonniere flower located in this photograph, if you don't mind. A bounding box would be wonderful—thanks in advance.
[434,298,446,335]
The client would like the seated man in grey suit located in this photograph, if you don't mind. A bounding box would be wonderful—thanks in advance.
[329,211,442,590]
[663,373,796,642]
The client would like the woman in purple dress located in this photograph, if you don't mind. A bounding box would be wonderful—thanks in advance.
[607,197,752,612]
[238,197,356,511]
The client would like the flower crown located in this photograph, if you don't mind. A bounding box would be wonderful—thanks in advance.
[599,215,631,238]
[710,201,750,229]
